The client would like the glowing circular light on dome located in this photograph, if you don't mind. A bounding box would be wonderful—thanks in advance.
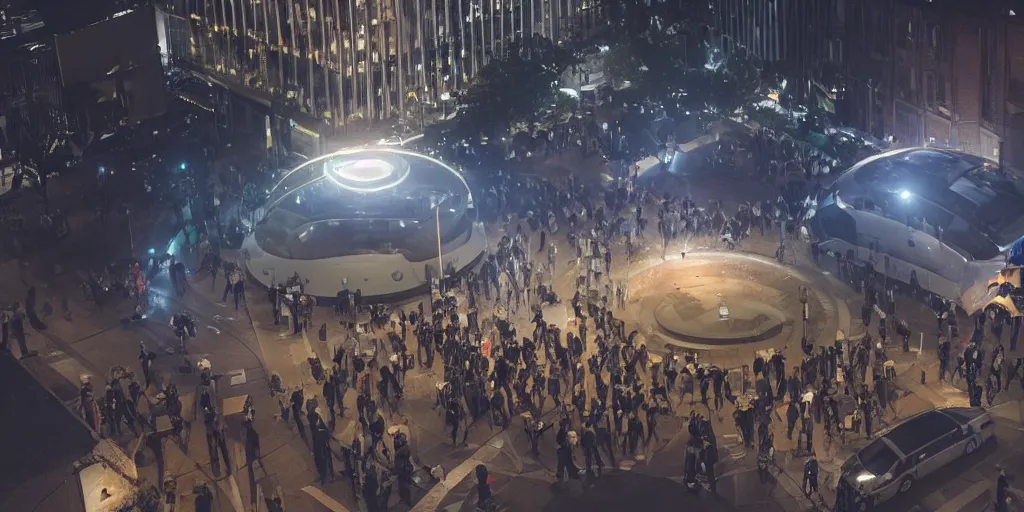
[266,147,474,209]
[323,153,411,193]
[332,159,395,183]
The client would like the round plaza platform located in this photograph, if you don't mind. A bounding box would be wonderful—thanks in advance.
[628,252,830,351]
[653,296,787,343]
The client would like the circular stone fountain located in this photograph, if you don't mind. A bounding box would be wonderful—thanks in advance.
[653,295,787,343]
[628,252,830,350]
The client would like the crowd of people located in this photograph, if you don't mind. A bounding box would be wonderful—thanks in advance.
[253,150,871,512]
[345,149,1019,511]
[33,114,1021,512]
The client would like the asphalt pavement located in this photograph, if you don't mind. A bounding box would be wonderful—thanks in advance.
[8,127,1024,512]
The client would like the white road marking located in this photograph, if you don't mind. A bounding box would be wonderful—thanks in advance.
[302,486,351,512]
[934,480,990,512]
[299,329,316,358]
[215,474,246,512]
[410,435,507,512]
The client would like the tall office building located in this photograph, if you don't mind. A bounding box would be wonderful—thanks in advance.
[158,0,603,127]
[0,9,66,154]
[841,0,1022,173]
[711,0,835,102]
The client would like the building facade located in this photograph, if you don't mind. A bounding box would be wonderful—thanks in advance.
[157,0,602,128]
[712,0,834,102]
[1004,12,1024,174]
[0,10,67,155]
[841,0,1023,173]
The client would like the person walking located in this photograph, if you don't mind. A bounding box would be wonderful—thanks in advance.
[996,467,1010,512]
[802,453,819,498]
[555,421,580,480]
[139,343,156,389]
[581,424,603,478]
[10,304,33,358]
[786,399,799,441]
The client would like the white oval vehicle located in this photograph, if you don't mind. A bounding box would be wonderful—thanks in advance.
[810,148,1024,304]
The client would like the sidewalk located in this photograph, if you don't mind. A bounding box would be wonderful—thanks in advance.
[149,262,337,512]
[134,155,1024,512]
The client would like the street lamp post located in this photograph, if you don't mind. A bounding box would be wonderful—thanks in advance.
[436,205,444,292]
[126,208,135,252]
[799,285,809,353]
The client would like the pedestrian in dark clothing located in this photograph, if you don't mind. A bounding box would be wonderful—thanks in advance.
[644,401,660,446]
[581,425,603,477]
[290,389,306,441]
[594,412,616,468]
[489,390,509,430]
[939,339,951,382]
[475,464,493,507]
[862,400,873,439]
[712,367,725,410]
[447,397,467,446]
[139,344,155,389]
[362,465,380,512]
[313,419,333,484]
[996,468,1010,512]
[555,423,580,480]
[786,400,799,440]
[626,413,643,456]
[699,374,711,411]
[803,454,819,497]
[323,377,337,428]
[10,306,32,358]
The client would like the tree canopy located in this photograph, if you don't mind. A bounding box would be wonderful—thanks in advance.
[601,23,763,120]
[456,36,579,138]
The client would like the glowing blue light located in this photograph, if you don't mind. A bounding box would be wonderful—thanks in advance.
[148,248,156,255]
[98,166,106,174]
[899,190,911,200]
[180,162,187,170]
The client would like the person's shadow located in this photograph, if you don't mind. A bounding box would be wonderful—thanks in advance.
[26,286,48,330]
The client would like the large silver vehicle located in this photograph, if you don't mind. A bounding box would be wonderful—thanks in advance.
[810,148,1024,303]
[836,407,995,509]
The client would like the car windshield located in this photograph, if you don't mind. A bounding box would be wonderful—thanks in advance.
[858,439,899,476]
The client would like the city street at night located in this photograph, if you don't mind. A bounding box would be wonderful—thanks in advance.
[2,0,1024,512]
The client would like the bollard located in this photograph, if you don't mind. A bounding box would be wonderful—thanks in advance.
[921,369,926,385]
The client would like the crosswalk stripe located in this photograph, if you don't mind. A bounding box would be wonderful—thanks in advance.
[302,486,351,512]
[934,480,990,512]
[216,474,246,512]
